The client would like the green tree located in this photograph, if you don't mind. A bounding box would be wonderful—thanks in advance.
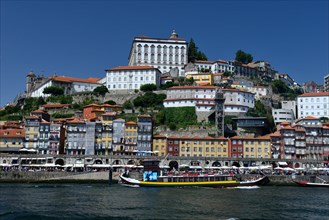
[185,77,194,85]
[133,92,166,108]
[93,85,109,96]
[23,97,39,114]
[188,38,207,62]
[160,81,175,90]
[271,80,290,94]
[43,86,64,96]
[188,38,198,62]
[235,50,253,64]
[140,84,157,92]
[122,101,133,109]
[197,51,208,61]
[104,100,117,105]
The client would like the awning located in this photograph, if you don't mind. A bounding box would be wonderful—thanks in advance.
[74,164,84,168]
[189,166,202,169]
[87,164,111,168]
[278,162,288,166]
[179,164,189,168]
[0,164,12,167]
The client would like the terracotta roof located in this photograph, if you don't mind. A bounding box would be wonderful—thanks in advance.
[134,36,186,41]
[153,135,167,138]
[213,73,224,76]
[106,66,156,71]
[164,98,215,102]
[167,136,227,140]
[83,104,101,108]
[25,116,39,119]
[222,88,254,94]
[125,121,137,125]
[167,86,217,90]
[0,129,25,138]
[92,109,105,113]
[67,118,84,123]
[216,60,228,63]
[224,104,249,107]
[270,132,281,137]
[31,109,47,114]
[299,92,329,97]
[51,76,101,84]
[42,104,71,108]
[194,60,214,64]
[302,116,319,120]
[195,103,215,106]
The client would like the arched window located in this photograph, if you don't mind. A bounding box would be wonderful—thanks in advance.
[137,44,142,53]
[151,45,155,54]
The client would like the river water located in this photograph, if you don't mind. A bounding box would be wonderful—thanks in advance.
[0,183,328,220]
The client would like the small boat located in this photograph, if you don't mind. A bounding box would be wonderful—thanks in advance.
[293,180,329,188]
[293,175,329,187]
[119,159,269,188]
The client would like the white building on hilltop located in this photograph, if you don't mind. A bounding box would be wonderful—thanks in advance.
[104,66,161,91]
[128,30,188,77]
[27,73,101,98]
[297,92,329,119]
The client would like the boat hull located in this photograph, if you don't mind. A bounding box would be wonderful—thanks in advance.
[293,180,329,188]
[120,175,269,188]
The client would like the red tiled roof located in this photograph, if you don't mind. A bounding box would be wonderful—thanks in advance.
[167,86,217,90]
[0,129,25,138]
[125,121,137,125]
[83,104,101,108]
[164,98,215,101]
[222,88,254,94]
[194,60,214,64]
[270,132,281,137]
[42,104,71,108]
[153,135,167,138]
[51,76,101,84]
[299,92,329,97]
[303,116,319,120]
[195,103,215,106]
[106,66,156,71]
[67,118,84,123]
[216,60,228,63]
[31,109,47,114]
[25,116,39,119]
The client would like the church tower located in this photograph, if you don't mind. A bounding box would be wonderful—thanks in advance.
[26,70,36,94]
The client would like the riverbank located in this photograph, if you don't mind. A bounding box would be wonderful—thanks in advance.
[1,171,328,185]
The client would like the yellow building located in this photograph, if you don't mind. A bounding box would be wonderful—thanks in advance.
[0,128,25,152]
[243,135,271,159]
[179,136,229,158]
[100,112,116,156]
[24,116,40,149]
[186,73,214,85]
[153,135,167,157]
[124,121,138,155]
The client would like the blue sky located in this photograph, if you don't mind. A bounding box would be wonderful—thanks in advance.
[1,0,328,107]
